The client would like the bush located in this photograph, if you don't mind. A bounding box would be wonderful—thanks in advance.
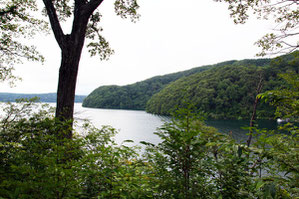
[0,99,151,198]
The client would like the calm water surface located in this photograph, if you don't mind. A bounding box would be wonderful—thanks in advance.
[0,102,278,145]
[74,103,165,145]
[206,119,278,142]
[73,103,278,145]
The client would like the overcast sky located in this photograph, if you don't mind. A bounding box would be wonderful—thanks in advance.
[0,0,275,95]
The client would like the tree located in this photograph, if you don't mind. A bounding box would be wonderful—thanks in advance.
[143,104,219,198]
[1,1,139,128]
[216,0,299,56]
[0,0,46,85]
[251,71,299,198]
[39,0,139,137]
[258,71,298,121]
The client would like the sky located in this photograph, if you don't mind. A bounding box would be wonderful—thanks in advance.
[0,0,275,95]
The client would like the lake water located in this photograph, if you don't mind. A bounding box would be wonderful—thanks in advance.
[73,103,279,145]
[0,102,278,145]
[74,103,165,145]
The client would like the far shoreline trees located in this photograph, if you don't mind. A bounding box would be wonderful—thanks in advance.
[146,52,298,118]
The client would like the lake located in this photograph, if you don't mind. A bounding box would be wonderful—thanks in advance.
[74,103,164,145]
[0,102,278,145]
[73,103,279,145]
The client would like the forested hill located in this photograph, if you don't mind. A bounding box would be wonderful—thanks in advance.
[146,52,299,119]
[82,59,271,110]
[0,93,86,103]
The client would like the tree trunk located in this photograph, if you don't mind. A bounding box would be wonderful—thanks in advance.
[55,32,86,138]
[247,74,263,147]
[55,40,80,122]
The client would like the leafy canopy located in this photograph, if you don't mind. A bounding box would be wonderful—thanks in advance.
[0,0,47,84]
[215,0,299,56]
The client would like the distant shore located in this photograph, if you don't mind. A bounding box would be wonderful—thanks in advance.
[0,92,86,103]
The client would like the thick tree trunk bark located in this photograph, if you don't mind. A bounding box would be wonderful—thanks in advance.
[55,33,86,138]
[55,44,80,122]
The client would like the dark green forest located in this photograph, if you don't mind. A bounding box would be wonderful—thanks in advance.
[82,60,248,109]
[146,52,298,119]
[83,59,270,110]
[83,52,298,119]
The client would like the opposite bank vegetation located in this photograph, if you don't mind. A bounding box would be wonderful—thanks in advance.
[83,51,298,120]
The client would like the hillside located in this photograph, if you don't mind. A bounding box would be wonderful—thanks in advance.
[0,93,86,103]
[82,59,270,110]
[146,52,298,119]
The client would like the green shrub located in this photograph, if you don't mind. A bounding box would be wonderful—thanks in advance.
[0,99,151,198]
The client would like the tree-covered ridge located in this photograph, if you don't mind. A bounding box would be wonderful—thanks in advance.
[83,59,270,110]
[82,63,214,109]
[146,52,298,119]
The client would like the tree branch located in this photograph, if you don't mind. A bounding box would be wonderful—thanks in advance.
[70,0,104,44]
[42,0,65,48]
[83,0,104,16]
[0,6,17,16]
[247,74,263,147]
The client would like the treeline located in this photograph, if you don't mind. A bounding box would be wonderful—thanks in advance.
[83,52,298,119]
[146,52,298,119]
[0,93,86,103]
[82,60,239,109]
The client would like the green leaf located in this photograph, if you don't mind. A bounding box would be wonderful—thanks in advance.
[269,184,276,198]
[237,145,242,158]
[256,180,265,190]
[122,139,134,143]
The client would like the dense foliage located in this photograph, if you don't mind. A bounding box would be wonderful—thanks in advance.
[0,99,149,198]
[146,52,298,119]
[83,59,268,110]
